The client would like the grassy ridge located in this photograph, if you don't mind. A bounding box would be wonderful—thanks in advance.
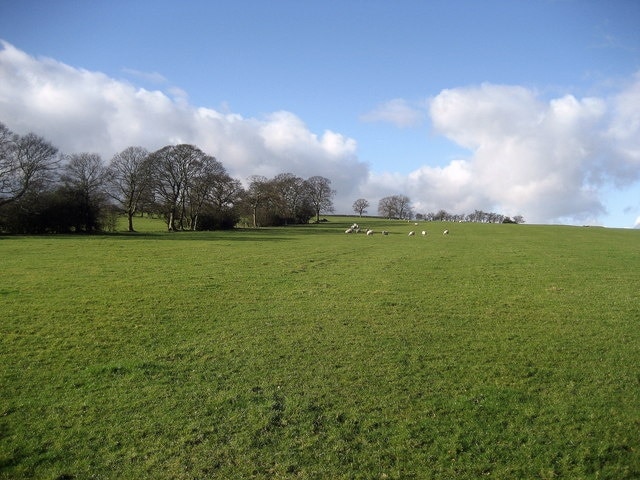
[1,218,639,479]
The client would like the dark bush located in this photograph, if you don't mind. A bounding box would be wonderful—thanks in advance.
[0,187,105,233]
[196,209,240,230]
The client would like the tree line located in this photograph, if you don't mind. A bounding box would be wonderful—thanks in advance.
[352,195,524,224]
[0,122,335,233]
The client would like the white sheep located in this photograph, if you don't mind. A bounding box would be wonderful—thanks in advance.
[421,230,427,236]
[408,231,415,236]
[443,229,449,235]
[345,228,353,234]
[382,230,389,235]
[366,229,374,236]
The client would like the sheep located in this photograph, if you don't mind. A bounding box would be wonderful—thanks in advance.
[345,228,353,234]
[421,230,427,236]
[443,229,449,235]
[414,222,418,226]
[366,229,374,236]
[408,231,415,236]
[382,230,389,235]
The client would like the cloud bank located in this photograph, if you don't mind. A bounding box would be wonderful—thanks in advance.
[0,40,368,207]
[1,41,639,225]
[364,81,640,224]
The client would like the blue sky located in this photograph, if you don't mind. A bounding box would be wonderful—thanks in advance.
[1,0,639,226]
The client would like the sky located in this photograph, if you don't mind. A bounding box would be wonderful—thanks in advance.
[1,0,639,227]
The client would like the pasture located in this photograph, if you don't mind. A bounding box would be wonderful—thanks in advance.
[1,217,639,479]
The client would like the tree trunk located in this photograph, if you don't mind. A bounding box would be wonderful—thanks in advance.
[167,210,175,231]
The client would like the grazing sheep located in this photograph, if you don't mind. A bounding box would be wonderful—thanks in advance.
[414,222,418,226]
[408,231,415,236]
[382,230,389,235]
[421,231,427,236]
[366,229,374,236]
[345,228,353,234]
[443,229,449,235]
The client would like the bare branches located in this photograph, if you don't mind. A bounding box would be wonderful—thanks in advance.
[306,176,335,223]
[0,123,59,207]
[378,195,412,220]
[105,146,152,231]
[352,198,369,217]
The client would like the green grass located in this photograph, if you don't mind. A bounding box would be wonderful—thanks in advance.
[1,217,639,479]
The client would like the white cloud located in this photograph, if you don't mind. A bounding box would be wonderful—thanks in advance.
[360,98,425,128]
[604,72,640,185]
[355,81,640,224]
[0,41,369,208]
[412,81,639,223]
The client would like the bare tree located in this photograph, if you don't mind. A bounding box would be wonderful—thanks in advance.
[184,154,227,230]
[273,173,311,224]
[105,146,152,232]
[306,175,335,223]
[61,153,108,232]
[378,195,412,219]
[62,153,106,195]
[209,174,243,213]
[244,175,270,227]
[434,209,448,221]
[396,195,412,220]
[149,144,206,231]
[0,123,59,207]
[352,198,370,217]
[378,196,396,219]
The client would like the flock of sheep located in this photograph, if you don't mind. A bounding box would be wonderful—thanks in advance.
[344,223,449,236]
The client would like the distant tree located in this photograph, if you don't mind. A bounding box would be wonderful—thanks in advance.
[149,145,188,230]
[0,123,59,208]
[148,144,210,231]
[199,171,244,230]
[396,195,413,219]
[378,196,396,219]
[184,154,227,230]
[273,173,312,224]
[244,175,270,227]
[209,174,243,214]
[378,195,412,219]
[60,152,108,232]
[513,215,525,224]
[105,146,152,232]
[352,198,369,217]
[306,176,335,223]
[433,209,448,221]
[241,174,315,227]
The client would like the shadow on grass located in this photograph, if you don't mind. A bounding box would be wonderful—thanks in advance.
[0,218,368,240]
[0,228,305,242]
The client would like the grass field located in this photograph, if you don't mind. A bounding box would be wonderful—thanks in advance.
[1,216,639,479]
